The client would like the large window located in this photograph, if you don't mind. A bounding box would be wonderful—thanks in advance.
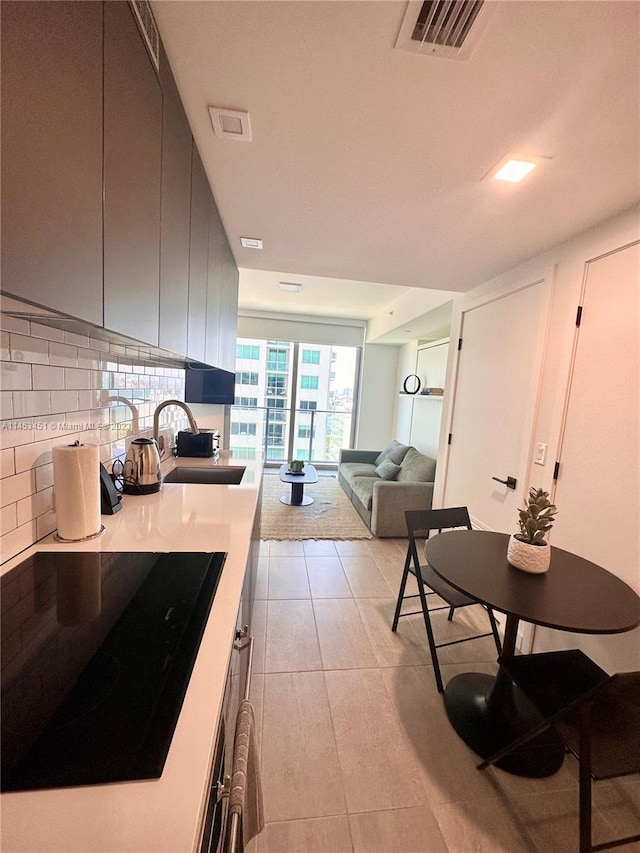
[236,371,258,386]
[300,375,319,390]
[231,338,359,464]
[266,373,287,395]
[266,347,288,372]
[302,349,320,364]
[231,422,257,436]
[236,344,260,360]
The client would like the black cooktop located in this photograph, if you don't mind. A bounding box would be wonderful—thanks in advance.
[1,550,226,793]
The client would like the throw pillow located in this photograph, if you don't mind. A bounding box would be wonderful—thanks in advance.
[374,440,401,466]
[396,447,437,482]
[387,442,410,465]
[375,459,401,481]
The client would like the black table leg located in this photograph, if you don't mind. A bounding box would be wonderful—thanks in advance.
[443,614,565,777]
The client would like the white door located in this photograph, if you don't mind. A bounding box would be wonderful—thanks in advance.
[442,277,550,531]
[545,242,639,670]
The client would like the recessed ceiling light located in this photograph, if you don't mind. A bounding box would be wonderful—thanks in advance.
[487,153,545,183]
[209,107,252,142]
[240,237,263,249]
[279,282,302,293]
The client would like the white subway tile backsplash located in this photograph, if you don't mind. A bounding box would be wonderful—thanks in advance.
[1,520,37,562]
[1,470,36,508]
[49,342,78,367]
[0,315,30,334]
[0,448,15,479]
[64,331,90,348]
[9,333,49,365]
[1,331,11,361]
[0,391,14,420]
[1,320,187,562]
[50,390,79,414]
[0,422,36,450]
[1,504,18,536]
[33,364,65,391]
[12,391,51,419]
[89,337,110,353]
[30,322,66,342]
[63,368,90,390]
[36,510,57,542]
[16,486,54,527]
[2,361,32,391]
[77,349,101,369]
[35,463,54,492]
[14,440,52,473]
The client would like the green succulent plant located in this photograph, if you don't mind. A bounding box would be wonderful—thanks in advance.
[516,487,557,545]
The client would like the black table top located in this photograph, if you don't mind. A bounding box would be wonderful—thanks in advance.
[279,463,318,484]
[425,530,640,635]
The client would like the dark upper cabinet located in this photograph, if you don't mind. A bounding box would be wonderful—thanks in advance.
[187,145,210,362]
[205,203,224,368]
[158,44,191,355]
[103,1,162,346]
[0,1,103,325]
[218,234,240,373]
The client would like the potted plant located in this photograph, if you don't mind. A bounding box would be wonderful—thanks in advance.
[289,459,304,474]
[507,486,557,573]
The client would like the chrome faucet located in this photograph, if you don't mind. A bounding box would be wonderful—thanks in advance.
[153,399,199,455]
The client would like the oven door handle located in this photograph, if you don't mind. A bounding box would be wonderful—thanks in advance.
[221,634,256,853]
[223,811,241,853]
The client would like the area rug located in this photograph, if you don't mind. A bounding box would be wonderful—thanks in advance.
[260,473,372,540]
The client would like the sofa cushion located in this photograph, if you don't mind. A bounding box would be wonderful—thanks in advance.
[375,459,401,480]
[397,447,437,483]
[339,462,378,487]
[350,476,376,512]
[374,440,409,466]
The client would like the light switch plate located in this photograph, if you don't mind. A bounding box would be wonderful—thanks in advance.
[534,442,547,465]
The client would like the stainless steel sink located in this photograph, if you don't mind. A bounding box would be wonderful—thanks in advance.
[163,466,245,485]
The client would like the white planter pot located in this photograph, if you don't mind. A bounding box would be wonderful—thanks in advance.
[507,534,551,574]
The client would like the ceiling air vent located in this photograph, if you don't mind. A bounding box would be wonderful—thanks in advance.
[395,0,493,60]
[130,0,160,71]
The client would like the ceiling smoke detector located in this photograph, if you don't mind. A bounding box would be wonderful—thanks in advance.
[209,107,252,141]
[395,0,493,61]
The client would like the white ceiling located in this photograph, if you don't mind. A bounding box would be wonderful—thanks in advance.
[152,0,640,339]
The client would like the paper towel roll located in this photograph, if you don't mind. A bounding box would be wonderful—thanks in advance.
[53,442,101,541]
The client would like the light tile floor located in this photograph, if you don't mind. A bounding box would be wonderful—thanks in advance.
[247,538,640,853]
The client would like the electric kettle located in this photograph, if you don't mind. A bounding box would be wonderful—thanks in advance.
[122,438,162,494]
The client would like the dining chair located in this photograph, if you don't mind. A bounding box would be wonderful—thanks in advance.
[391,507,502,692]
[477,649,640,853]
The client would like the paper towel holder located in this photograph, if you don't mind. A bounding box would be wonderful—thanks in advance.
[55,524,105,543]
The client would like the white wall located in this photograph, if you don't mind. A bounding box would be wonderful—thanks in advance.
[356,343,399,450]
[430,204,640,667]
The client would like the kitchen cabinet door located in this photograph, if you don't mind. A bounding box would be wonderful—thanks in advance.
[1,1,103,325]
[158,44,191,355]
[204,202,224,368]
[187,145,209,362]
[103,1,162,346]
[217,233,240,373]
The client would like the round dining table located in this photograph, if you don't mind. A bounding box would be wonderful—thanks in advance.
[425,530,640,777]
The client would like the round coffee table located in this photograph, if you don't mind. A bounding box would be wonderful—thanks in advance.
[279,463,318,506]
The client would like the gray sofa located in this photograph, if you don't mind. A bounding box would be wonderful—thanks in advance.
[338,440,436,537]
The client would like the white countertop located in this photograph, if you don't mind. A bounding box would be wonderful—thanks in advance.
[0,451,264,853]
